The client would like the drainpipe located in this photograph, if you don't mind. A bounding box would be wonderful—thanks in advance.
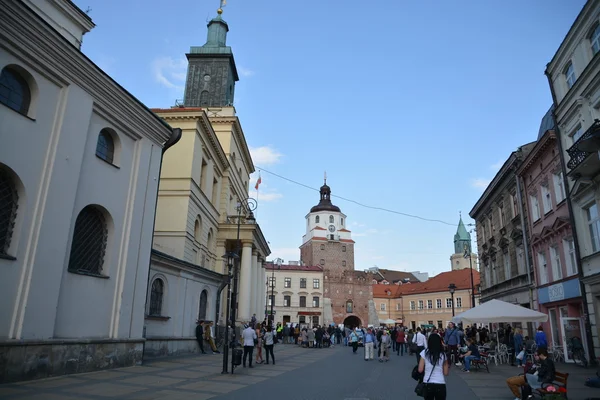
[515,170,533,306]
[140,127,182,362]
[545,68,597,365]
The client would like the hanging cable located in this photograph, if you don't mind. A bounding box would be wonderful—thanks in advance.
[254,166,459,227]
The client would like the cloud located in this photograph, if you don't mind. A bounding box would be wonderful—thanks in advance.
[239,66,255,77]
[151,56,187,89]
[250,146,283,165]
[490,160,504,171]
[471,178,491,189]
[267,247,300,263]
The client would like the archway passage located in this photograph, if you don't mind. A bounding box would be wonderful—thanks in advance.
[343,315,361,329]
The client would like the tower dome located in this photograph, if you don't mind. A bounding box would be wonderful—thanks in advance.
[310,182,341,213]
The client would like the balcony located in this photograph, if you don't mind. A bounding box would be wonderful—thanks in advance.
[566,120,600,177]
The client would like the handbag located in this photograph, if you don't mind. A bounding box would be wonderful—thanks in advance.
[414,364,435,398]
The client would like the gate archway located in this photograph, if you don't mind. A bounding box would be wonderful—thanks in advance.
[343,315,361,329]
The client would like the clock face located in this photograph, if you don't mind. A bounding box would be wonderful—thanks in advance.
[328,225,336,232]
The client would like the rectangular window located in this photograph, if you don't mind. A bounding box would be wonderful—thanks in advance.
[480,220,487,242]
[428,320,434,325]
[517,246,525,275]
[592,26,600,54]
[299,316,306,324]
[284,277,291,288]
[410,301,416,310]
[499,205,505,227]
[299,296,306,307]
[312,316,319,326]
[456,298,462,308]
[488,215,494,236]
[313,279,320,289]
[269,277,276,287]
[563,238,577,276]
[485,265,491,289]
[541,185,552,214]
[312,296,319,307]
[538,251,549,285]
[490,259,497,286]
[396,303,401,311]
[427,299,433,309]
[572,124,583,143]
[381,303,386,311]
[342,246,346,252]
[504,251,511,280]
[268,295,274,306]
[436,299,442,309]
[512,193,520,218]
[530,194,541,221]
[550,246,563,280]
[446,298,452,308]
[437,320,443,329]
[300,278,307,288]
[418,300,424,310]
[553,172,566,204]
[565,62,576,89]
[284,295,291,307]
[586,202,600,252]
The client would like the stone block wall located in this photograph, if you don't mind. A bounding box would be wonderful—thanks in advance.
[0,339,143,383]
[143,337,199,358]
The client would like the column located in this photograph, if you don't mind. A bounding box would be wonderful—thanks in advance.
[251,249,258,319]
[238,241,253,322]
[260,259,266,321]
[215,239,226,274]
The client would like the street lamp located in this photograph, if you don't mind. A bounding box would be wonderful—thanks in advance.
[221,251,239,374]
[448,283,457,317]
[463,242,476,308]
[268,257,283,325]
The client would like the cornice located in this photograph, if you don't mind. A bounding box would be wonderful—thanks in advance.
[517,131,557,174]
[1,0,172,146]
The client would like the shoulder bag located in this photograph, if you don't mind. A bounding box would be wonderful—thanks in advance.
[414,360,436,397]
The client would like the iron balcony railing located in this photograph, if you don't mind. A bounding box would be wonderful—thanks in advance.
[566,119,600,170]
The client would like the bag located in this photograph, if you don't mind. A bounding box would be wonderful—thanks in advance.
[516,350,525,361]
[410,342,419,353]
[521,384,532,400]
[414,363,435,398]
[411,365,424,381]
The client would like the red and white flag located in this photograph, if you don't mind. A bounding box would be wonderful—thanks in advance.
[254,174,262,190]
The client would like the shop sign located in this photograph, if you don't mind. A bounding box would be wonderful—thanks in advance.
[538,278,581,304]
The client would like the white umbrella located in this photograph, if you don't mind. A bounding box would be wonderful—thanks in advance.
[379,318,396,325]
[452,299,548,325]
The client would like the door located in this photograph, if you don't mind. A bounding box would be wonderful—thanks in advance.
[283,315,291,324]
[561,317,587,363]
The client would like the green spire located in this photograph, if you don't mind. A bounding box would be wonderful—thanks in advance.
[454,217,471,254]
[204,13,229,48]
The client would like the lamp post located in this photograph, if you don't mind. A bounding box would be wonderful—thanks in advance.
[221,251,238,374]
[448,283,457,317]
[269,258,283,325]
[229,197,257,374]
[463,242,476,308]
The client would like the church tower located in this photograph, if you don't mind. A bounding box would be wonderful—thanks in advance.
[183,7,239,107]
[450,217,478,271]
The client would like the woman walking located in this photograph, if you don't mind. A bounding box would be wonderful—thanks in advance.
[264,325,275,364]
[255,323,264,364]
[417,333,449,400]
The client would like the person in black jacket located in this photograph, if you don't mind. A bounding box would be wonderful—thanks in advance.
[506,349,555,400]
[195,320,207,354]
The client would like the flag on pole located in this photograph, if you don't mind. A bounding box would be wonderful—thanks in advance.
[255,173,262,190]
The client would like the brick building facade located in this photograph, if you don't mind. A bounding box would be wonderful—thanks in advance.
[299,181,375,328]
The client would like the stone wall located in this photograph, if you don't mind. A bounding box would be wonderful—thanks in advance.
[0,339,143,384]
[143,337,199,358]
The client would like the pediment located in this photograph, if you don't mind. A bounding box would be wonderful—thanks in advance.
[540,226,554,238]
[530,233,543,245]
[552,217,570,231]
[510,229,523,240]
[570,178,593,198]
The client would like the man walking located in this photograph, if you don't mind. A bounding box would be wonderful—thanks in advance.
[364,328,376,361]
[412,327,427,363]
[195,320,207,354]
[242,323,257,368]
[444,322,462,366]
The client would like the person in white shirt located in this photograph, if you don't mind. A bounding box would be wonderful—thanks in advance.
[418,333,449,400]
[413,327,428,363]
[242,324,257,368]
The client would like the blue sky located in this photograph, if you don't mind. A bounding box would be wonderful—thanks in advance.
[74,0,586,276]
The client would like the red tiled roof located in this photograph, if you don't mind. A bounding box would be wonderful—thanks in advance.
[314,226,326,230]
[398,269,480,296]
[372,284,402,298]
[264,263,323,272]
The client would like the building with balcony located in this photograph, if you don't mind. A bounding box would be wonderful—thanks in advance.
[143,7,270,356]
[517,123,584,360]
[469,143,537,312]
[546,0,600,357]
[0,0,179,382]
[264,261,324,327]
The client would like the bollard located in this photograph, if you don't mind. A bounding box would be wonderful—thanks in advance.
[232,348,243,366]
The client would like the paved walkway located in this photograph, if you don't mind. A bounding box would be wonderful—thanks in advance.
[0,344,333,400]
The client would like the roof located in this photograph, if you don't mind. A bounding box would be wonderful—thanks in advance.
[398,269,480,297]
[372,284,403,298]
[537,106,556,140]
[373,269,420,284]
[264,263,323,272]
[310,183,341,213]
[455,217,470,241]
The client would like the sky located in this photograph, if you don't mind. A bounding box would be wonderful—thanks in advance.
[73,0,587,277]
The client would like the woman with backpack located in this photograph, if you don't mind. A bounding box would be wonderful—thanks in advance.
[417,333,449,400]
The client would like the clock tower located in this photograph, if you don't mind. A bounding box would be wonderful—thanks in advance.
[299,180,374,328]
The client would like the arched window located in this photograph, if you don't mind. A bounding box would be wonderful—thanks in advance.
[96,129,115,164]
[341,218,344,226]
[194,217,202,242]
[207,229,213,251]
[67,206,108,275]
[591,24,600,55]
[198,290,208,320]
[346,300,353,313]
[315,216,319,223]
[149,278,164,316]
[0,66,31,115]
[0,168,19,256]
[329,215,334,223]
[200,90,209,106]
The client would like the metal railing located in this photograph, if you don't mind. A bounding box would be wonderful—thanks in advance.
[566,119,600,170]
